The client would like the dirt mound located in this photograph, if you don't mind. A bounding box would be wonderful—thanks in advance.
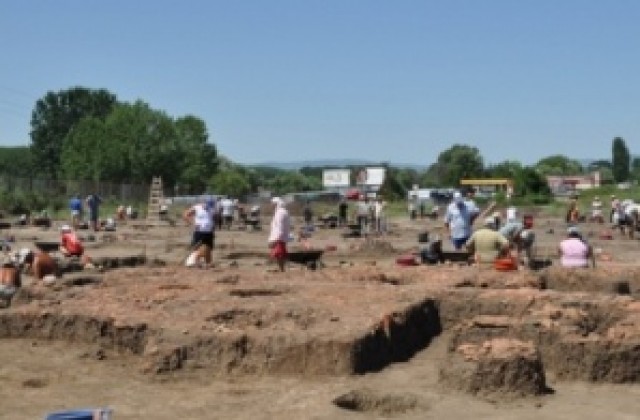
[453,270,543,290]
[539,266,640,295]
[333,387,419,415]
[349,239,397,256]
[440,338,548,397]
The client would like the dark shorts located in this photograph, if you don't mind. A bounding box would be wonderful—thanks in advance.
[452,236,469,250]
[192,231,214,248]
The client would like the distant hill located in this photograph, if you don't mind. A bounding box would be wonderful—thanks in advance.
[247,159,426,171]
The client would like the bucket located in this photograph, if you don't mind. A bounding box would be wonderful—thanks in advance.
[494,257,518,272]
[45,408,112,420]
[396,255,418,266]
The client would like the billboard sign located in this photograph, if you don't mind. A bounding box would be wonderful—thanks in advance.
[322,169,350,188]
[363,167,386,187]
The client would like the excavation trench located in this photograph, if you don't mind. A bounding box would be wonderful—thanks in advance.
[0,296,443,376]
[2,266,639,385]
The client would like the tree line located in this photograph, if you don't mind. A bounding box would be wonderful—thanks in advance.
[0,86,638,201]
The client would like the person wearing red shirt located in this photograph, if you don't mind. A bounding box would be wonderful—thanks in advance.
[59,225,84,257]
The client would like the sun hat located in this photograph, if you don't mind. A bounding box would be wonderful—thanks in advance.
[483,216,496,227]
[567,226,580,236]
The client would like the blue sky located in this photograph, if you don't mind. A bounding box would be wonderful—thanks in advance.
[1,1,639,166]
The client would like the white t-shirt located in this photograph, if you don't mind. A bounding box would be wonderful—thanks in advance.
[464,199,480,217]
[192,204,214,232]
[221,199,235,217]
[625,203,640,217]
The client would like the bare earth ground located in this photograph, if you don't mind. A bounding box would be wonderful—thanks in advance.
[1,211,640,419]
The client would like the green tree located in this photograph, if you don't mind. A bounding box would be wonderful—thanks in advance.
[60,101,183,186]
[0,147,33,177]
[174,115,217,192]
[60,116,109,181]
[421,162,447,187]
[485,160,523,179]
[631,157,640,182]
[377,167,418,200]
[209,167,252,197]
[612,137,630,182]
[266,171,321,195]
[432,144,484,186]
[299,166,325,179]
[535,155,583,176]
[513,167,551,197]
[30,87,117,178]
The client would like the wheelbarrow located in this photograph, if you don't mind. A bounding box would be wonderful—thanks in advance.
[287,249,324,270]
[35,241,60,253]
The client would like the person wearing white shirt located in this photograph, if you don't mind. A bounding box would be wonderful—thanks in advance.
[220,197,235,230]
[183,196,216,267]
[268,197,291,272]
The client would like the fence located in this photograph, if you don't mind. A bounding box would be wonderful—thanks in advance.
[0,176,152,203]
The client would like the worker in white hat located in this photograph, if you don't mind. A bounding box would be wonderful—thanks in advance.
[268,197,291,272]
[444,191,473,250]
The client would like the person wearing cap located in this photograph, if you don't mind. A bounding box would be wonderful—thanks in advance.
[558,226,593,268]
[220,196,235,230]
[59,225,84,257]
[444,191,474,250]
[465,217,509,265]
[268,197,291,272]
[610,195,619,223]
[183,196,216,267]
[591,196,603,223]
[499,216,535,267]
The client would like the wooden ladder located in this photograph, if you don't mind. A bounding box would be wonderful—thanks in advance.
[147,176,164,223]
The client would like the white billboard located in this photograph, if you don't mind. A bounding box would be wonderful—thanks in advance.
[363,167,386,187]
[322,169,351,188]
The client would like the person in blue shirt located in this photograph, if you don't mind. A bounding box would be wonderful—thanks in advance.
[444,191,473,250]
[85,193,102,232]
[69,195,83,229]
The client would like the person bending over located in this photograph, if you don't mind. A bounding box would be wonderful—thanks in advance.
[59,225,84,257]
